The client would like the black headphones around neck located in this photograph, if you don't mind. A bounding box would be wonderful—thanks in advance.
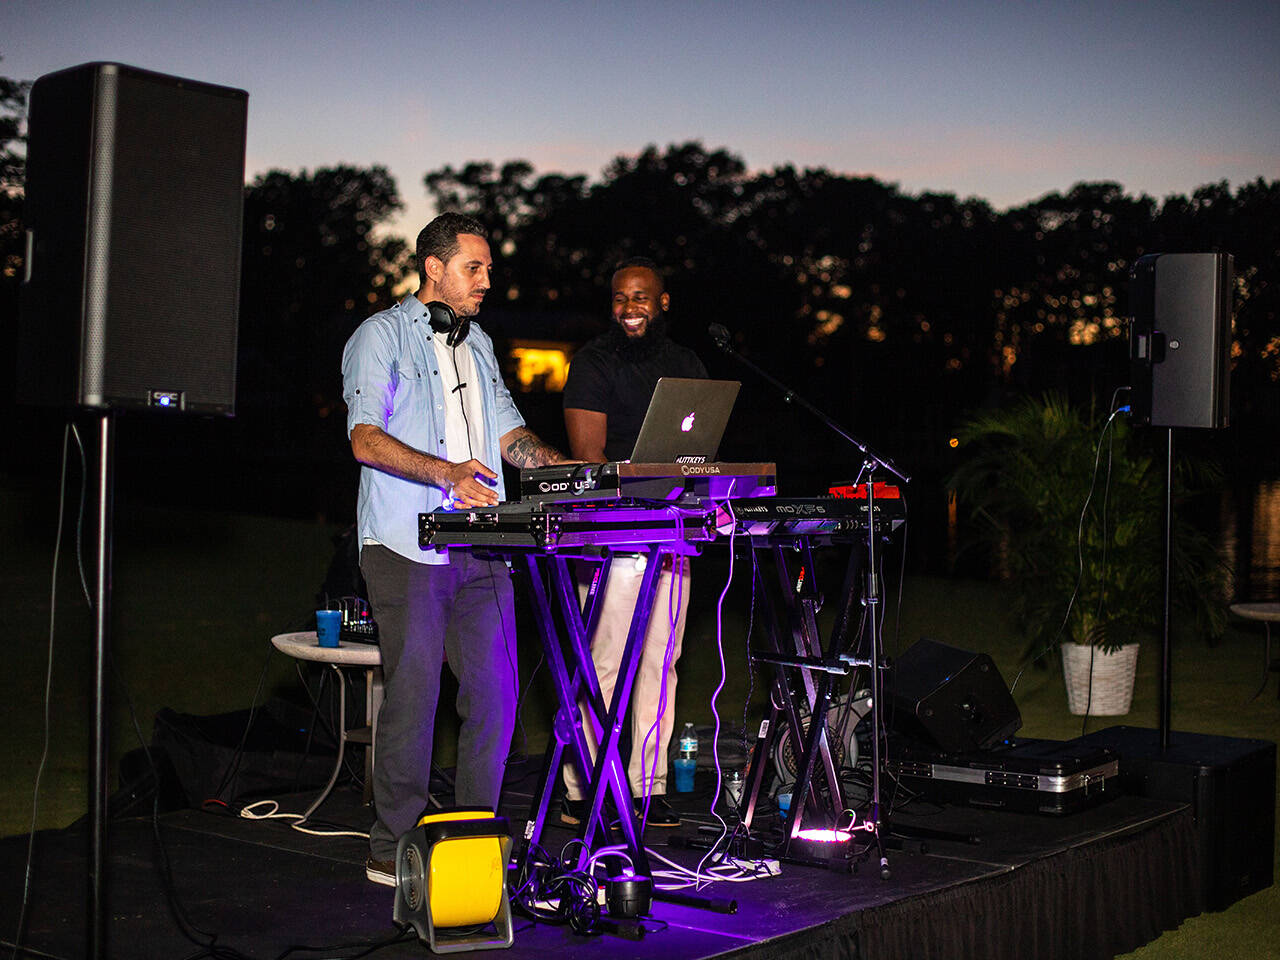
[425,300,470,347]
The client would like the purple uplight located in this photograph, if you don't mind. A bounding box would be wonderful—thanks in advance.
[791,827,855,862]
[795,828,853,844]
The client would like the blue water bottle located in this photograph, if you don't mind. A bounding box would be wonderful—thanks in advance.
[673,723,698,792]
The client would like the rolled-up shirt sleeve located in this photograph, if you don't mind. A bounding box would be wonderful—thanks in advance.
[342,318,397,435]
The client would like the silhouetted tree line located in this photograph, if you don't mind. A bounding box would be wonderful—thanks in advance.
[421,145,1279,485]
[2,63,1277,514]
[233,146,1280,494]
[237,165,410,463]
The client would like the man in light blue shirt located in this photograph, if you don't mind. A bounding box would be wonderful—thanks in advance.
[342,212,568,885]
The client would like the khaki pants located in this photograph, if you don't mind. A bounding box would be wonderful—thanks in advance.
[563,555,690,799]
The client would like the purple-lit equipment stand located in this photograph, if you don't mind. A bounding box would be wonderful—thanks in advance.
[421,463,778,892]
[734,478,903,872]
[420,492,737,881]
[709,323,910,876]
[521,547,665,877]
[736,533,852,854]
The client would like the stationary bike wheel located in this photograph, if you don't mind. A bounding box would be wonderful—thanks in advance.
[771,692,865,782]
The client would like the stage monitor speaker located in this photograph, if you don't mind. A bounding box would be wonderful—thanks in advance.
[1128,252,1233,430]
[889,638,1022,754]
[18,62,248,415]
[1080,726,1275,912]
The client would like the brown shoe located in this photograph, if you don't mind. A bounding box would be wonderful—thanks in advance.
[559,797,585,826]
[366,857,395,887]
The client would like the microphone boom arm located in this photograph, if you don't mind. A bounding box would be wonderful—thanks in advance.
[708,324,910,484]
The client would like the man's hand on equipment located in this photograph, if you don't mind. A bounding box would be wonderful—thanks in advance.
[444,460,501,508]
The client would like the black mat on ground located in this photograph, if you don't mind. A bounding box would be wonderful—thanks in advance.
[0,776,1201,960]
[152,698,342,809]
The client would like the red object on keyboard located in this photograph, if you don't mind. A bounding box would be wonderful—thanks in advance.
[828,481,901,500]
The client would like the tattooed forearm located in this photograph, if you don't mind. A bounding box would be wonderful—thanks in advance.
[502,427,566,467]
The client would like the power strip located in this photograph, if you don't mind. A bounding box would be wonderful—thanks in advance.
[728,857,781,876]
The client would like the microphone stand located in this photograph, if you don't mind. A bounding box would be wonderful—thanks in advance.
[709,324,907,878]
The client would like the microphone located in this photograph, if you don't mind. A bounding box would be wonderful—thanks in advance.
[707,323,731,349]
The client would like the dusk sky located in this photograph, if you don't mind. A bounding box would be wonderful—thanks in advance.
[4,0,1278,242]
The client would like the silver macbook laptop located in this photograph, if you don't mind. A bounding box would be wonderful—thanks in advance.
[628,378,741,464]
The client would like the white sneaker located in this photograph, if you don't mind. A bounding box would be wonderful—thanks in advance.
[365,857,395,887]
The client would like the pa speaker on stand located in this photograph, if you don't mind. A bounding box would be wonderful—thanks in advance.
[1127,251,1234,751]
[16,61,248,960]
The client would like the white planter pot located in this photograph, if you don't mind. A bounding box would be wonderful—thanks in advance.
[1061,642,1140,716]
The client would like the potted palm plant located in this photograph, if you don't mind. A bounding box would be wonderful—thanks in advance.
[949,394,1228,715]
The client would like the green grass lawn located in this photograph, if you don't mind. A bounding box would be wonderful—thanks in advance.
[2,490,1277,958]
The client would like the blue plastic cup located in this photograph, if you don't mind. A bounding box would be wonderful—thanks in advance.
[777,792,792,819]
[316,609,342,648]
[672,757,696,793]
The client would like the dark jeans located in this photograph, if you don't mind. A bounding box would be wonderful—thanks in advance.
[360,545,516,859]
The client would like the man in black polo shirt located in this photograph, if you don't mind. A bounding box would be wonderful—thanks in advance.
[559,257,707,829]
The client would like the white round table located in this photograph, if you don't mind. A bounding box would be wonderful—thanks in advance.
[270,631,383,820]
[1229,603,1280,700]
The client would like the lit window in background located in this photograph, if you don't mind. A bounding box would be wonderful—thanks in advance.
[509,346,571,392]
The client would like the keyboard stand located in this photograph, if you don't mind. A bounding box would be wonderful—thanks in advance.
[515,549,667,878]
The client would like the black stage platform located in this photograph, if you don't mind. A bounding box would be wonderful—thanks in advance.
[1,769,1202,960]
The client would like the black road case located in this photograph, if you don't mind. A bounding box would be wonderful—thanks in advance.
[887,737,1120,815]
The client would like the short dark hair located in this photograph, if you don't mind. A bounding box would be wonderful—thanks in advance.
[416,212,488,281]
[612,256,664,293]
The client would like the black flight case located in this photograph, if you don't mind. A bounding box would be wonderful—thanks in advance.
[887,736,1120,816]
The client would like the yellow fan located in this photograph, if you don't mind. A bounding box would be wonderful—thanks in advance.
[393,809,514,953]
